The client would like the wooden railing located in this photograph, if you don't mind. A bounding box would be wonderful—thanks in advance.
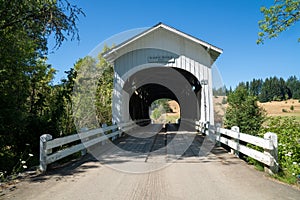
[196,121,278,174]
[39,120,149,172]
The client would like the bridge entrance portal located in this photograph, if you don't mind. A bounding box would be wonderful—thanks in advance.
[103,23,222,129]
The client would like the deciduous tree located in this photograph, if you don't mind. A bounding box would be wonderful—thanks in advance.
[257,0,300,44]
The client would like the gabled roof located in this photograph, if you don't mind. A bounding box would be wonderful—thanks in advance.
[103,22,223,63]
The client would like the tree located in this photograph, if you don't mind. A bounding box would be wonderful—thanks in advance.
[0,0,84,176]
[249,78,263,96]
[96,47,114,125]
[224,86,265,136]
[257,0,300,44]
[259,76,290,102]
[286,75,300,99]
[72,47,114,128]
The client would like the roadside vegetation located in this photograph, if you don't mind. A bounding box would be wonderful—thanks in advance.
[223,77,300,185]
[0,0,85,180]
[1,0,300,187]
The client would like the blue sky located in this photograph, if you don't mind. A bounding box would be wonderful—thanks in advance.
[47,0,300,88]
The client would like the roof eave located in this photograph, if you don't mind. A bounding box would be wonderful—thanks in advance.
[103,23,223,63]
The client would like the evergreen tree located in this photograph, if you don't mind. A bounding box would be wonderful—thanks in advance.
[224,86,265,135]
[286,76,300,99]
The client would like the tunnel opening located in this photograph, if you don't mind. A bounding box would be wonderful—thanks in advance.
[129,83,179,122]
[122,66,202,131]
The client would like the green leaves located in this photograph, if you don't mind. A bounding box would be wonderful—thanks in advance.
[257,0,300,44]
[224,86,265,135]
[0,0,84,176]
[261,117,300,183]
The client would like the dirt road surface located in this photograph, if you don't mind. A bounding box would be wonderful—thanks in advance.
[2,124,299,200]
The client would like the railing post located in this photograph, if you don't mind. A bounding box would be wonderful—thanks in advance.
[215,123,221,147]
[231,126,240,157]
[264,132,278,174]
[80,127,88,156]
[205,121,210,136]
[102,124,107,145]
[39,134,52,173]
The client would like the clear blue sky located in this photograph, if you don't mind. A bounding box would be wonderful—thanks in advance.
[47,0,300,88]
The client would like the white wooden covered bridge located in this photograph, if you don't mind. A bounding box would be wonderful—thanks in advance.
[39,23,278,178]
[103,22,223,127]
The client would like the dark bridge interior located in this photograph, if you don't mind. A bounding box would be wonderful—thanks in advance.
[123,67,202,124]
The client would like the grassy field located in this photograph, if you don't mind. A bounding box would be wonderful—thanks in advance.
[153,98,300,123]
[258,99,300,121]
[213,97,300,122]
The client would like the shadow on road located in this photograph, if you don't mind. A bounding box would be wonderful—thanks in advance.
[29,154,100,183]
[31,125,241,182]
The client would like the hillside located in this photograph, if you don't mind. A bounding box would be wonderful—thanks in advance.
[258,99,300,119]
[213,97,300,122]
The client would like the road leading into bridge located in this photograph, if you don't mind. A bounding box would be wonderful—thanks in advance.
[3,124,300,200]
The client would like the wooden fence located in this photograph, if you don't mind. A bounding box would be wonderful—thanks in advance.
[196,121,278,174]
[39,120,148,172]
[39,119,278,174]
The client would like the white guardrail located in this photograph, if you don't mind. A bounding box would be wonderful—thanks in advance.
[195,121,278,174]
[39,120,149,172]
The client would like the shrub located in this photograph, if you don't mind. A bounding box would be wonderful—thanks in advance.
[282,109,288,112]
[260,117,300,184]
[290,105,294,111]
[222,97,227,104]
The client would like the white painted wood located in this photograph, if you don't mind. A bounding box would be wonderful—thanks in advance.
[41,120,148,171]
[46,130,124,164]
[46,125,118,150]
[47,121,139,150]
[39,134,53,172]
[196,121,278,170]
[264,132,278,174]
[219,128,272,150]
[217,136,272,166]
[104,23,222,65]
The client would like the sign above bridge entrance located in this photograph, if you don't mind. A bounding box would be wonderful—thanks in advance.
[103,22,223,66]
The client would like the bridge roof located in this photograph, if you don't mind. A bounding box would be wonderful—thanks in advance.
[103,22,223,63]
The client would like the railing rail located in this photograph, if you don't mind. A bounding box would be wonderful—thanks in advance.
[39,120,149,172]
[196,121,278,174]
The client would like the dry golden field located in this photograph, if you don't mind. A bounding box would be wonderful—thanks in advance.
[258,99,300,117]
[155,98,300,124]
[213,97,300,122]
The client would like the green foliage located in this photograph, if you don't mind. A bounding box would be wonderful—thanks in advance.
[286,76,300,99]
[150,99,173,121]
[260,117,300,184]
[257,0,300,44]
[151,109,161,120]
[72,48,114,128]
[0,0,83,177]
[290,105,294,111]
[221,97,227,104]
[0,0,85,52]
[232,76,300,102]
[259,77,290,102]
[224,86,265,135]
[96,49,114,125]
[151,99,172,113]
[282,108,288,112]
[72,56,99,129]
